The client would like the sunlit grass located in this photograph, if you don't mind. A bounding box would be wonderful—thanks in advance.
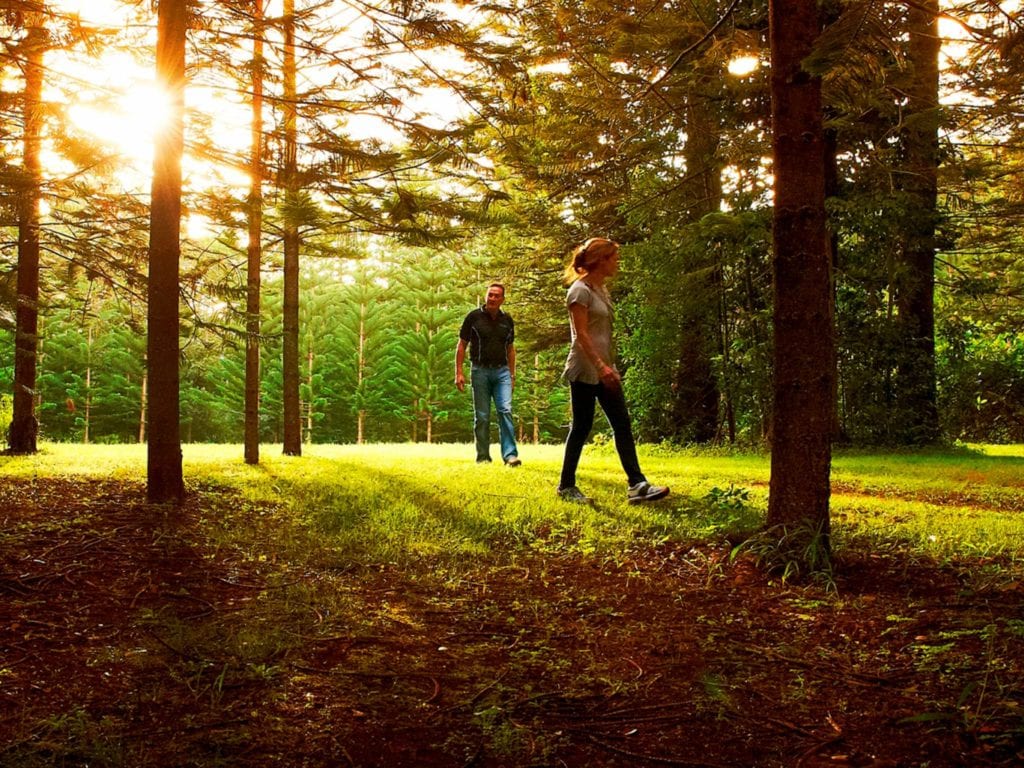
[0,442,148,478]
[3,442,1024,566]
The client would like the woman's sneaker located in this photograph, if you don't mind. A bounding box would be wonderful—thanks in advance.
[627,481,670,504]
[558,486,592,504]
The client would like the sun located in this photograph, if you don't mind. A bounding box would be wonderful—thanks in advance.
[68,76,173,167]
[44,1,174,182]
[728,56,760,77]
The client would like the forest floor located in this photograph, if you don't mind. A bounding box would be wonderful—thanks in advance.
[1,475,1023,768]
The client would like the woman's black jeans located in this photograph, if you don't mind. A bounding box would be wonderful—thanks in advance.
[559,379,646,489]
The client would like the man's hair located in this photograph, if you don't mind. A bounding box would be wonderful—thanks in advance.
[486,282,505,295]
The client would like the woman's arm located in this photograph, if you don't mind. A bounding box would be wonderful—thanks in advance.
[569,302,620,385]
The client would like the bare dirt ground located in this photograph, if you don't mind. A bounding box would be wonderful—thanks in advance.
[1,477,1022,767]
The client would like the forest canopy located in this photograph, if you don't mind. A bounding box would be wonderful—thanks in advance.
[2,0,1023,448]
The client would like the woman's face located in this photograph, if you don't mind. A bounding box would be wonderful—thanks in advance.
[598,249,620,278]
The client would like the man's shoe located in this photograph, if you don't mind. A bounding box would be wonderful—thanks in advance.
[476,457,492,464]
[505,456,522,467]
[627,481,670,504]
[557,486,591,503]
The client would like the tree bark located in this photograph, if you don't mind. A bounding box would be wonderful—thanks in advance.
[895,0,940,444]
[281,0,302,456]
[533,353,540,444]
[84,324,92,444]
[9,11,46,454]
[357,300,366,444]
[244,0,265,465]
[765,0,833,559]
[305,338,314,443]
[139,372,147,444]
[146,0,187,504]
[670,88,723,443]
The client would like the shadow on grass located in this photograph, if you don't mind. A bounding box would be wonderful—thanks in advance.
[251,453,759,567]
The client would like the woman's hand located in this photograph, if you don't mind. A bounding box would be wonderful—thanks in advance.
[598,363,621,387]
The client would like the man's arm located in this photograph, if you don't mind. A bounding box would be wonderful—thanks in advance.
[455,338,468,392]
[508,344,516,389]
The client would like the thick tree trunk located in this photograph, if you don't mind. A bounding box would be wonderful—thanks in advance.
[244,0,265,465]
[281,0,302,456]
[9,14,46,455]
[895,0,941,444]
[765,0,833,559]
[146,0,187,504]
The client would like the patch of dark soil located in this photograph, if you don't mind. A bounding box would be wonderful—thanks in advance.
[1,478,1023,767]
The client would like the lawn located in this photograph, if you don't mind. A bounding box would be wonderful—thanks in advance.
[1,442,1022,766]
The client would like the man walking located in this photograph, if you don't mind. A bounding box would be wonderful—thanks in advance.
[455,283,521,466]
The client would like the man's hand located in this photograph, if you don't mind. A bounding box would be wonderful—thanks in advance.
[455,338,468,392]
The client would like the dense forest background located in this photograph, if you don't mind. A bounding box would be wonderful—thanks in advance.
[1,0,1022,448]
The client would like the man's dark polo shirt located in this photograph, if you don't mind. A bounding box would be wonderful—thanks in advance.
[459,307,515,368]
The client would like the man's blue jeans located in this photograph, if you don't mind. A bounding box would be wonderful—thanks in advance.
[471,365,518,462]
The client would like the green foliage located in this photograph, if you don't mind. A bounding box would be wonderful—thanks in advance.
[4,0,1024,455]
[938,316,1024,443]
[732,521,835,589]
[34,297,147,444]
[0,392,10,440]
[830,193,946,445]
[704,483,750,512]
[620,212,772,445]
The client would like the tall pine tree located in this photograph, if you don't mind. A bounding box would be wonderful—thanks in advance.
[146,0,187,503]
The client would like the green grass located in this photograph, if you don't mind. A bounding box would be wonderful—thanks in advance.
[4,441,1024,565]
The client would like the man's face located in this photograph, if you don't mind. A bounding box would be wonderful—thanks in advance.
[484,286,505,311]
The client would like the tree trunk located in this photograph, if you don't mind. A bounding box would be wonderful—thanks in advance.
[532,353,540,444]
[146,0,187,504]
[357,300,366,444]
[765,0,833,562]
[823,121,846,443]
[244,0,265,465]
[84,325,92,444]
[305,338,314,443]
[139,372,147,444]
[670,89,723,443]
[895,0,941,444]
[9,12,46,454]
[281,0,302,456]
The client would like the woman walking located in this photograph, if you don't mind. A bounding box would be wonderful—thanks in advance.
[557,237,670,504]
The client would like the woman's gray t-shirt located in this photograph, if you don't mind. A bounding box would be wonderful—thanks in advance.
[563,279,615,385]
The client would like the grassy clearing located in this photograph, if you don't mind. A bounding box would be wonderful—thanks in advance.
[3,441,1024,567]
